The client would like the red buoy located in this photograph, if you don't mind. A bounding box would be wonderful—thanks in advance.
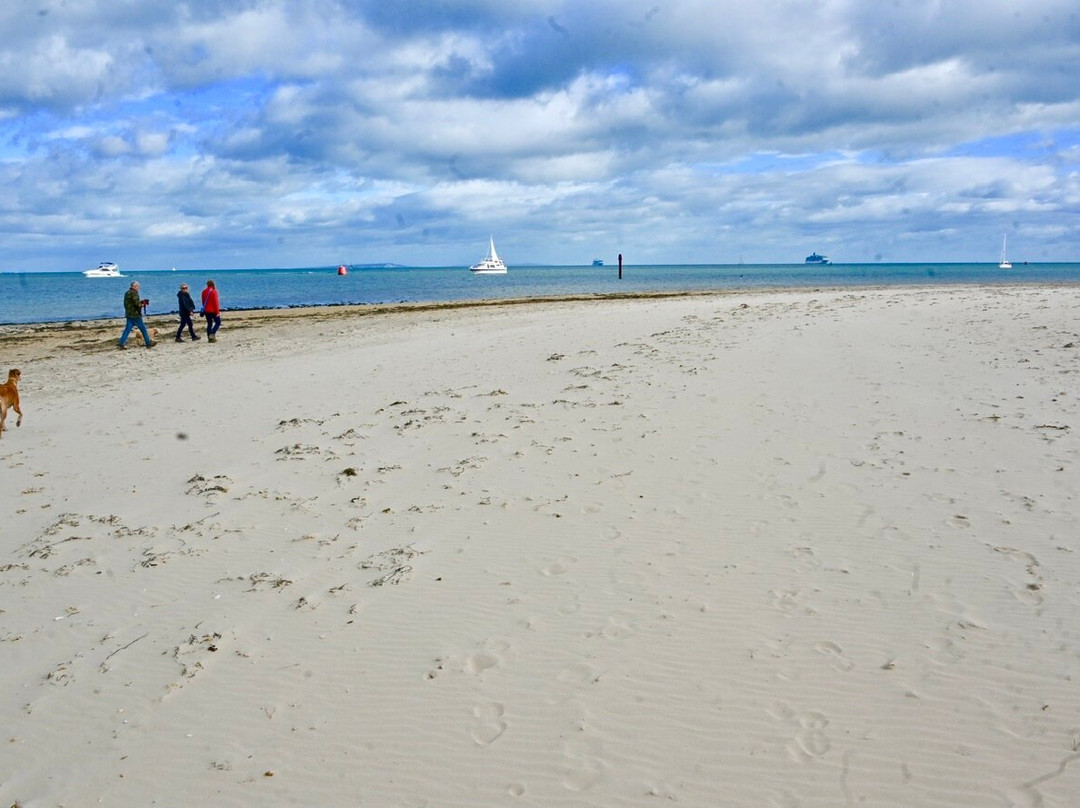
[337,264,348,275]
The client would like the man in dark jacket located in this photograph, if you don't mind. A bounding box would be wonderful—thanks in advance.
[175,283,201,342]
[118,281,155,349]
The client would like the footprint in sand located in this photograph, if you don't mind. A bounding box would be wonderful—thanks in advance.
[602,526,622,541]
[814,640,855,672]
[469,702,507,745]
[561,736,606,792]
[770,704,832,762]
[464,651,501,677]
[1014,585,1044,606]
[993,546,1038,566]
[992,546,1044,605]
[794,712,831,758]
[542,558,575,576]
[789,545,822,570]
[770,588,801,614]
[927,636,963,665]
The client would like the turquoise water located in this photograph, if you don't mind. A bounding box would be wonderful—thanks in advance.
[2,262,1079,325]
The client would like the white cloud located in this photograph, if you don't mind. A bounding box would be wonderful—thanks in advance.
[0,0,1077,268]
[1,34,115,109]
[144,220,207,238]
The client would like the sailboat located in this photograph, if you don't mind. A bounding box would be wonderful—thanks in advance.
[999,234,1012,269]
[469,236,507,274]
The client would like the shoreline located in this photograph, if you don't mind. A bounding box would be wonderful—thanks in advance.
[4,279,1078,346]
[3,277,1079,333]
[3,289,771,366]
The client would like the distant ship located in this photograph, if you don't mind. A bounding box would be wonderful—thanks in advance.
[592,258,604,266]
[83,261,122,278]
[470,237,507,274]
[804,252,830,265]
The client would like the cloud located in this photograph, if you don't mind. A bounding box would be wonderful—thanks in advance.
[0,0,1078,269]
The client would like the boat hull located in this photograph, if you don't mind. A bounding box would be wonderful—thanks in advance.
[84,262,122,278]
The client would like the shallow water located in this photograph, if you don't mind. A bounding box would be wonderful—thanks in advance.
[2,262,1078,325]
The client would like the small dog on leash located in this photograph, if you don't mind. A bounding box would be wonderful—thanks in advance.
[0,369,22,438]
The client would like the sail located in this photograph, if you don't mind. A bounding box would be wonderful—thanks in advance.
[488,236,499,262]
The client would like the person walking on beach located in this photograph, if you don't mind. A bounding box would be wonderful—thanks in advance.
[175,283,201,342]
[201,279,221,343]
[118,281,155,349]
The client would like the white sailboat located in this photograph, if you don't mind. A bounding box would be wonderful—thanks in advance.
[470,236,507,274]
[999,234,1012,269]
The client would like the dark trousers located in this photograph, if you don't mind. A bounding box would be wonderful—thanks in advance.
[205,313,221,336]
[177,311,198,340]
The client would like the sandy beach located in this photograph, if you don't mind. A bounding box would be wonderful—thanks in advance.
[2,285,1079,807]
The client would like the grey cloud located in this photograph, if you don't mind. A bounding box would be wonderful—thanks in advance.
[0,0,1078,269]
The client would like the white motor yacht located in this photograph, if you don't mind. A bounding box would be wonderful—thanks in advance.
[83,261,123,278]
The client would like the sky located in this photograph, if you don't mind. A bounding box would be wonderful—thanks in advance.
[1,0,1079,271]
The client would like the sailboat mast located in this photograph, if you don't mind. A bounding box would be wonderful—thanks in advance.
[999,233,1011,269]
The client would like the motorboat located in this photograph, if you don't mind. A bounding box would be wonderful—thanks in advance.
[83,261,123,278]
[804,252,830,265]
[470,237,507,274]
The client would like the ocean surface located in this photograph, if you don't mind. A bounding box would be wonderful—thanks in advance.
[2,262,1079,326]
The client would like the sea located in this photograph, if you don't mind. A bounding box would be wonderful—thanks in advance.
[2,262,1079,326]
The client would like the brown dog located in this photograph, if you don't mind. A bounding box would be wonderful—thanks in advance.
[0,369,22,438]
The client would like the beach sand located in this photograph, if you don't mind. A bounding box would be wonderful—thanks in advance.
[2,285,1079,806]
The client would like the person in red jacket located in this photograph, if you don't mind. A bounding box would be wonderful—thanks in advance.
[200,279,221,342]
